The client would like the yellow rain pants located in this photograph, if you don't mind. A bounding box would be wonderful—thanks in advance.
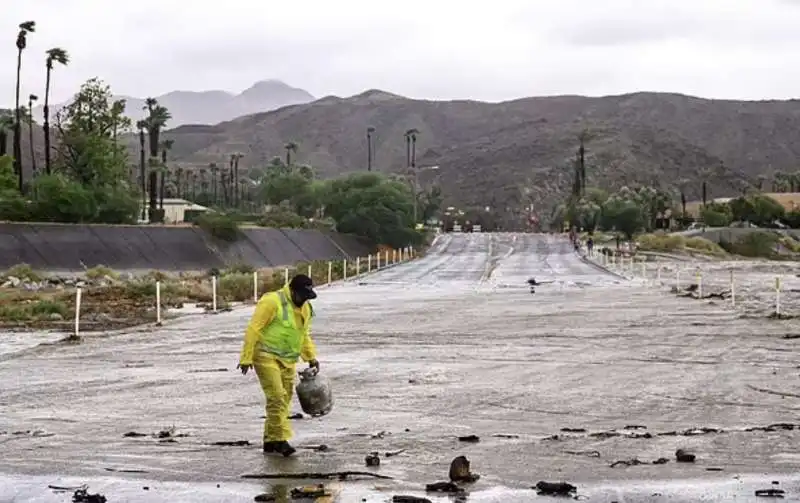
[254,353,296,442]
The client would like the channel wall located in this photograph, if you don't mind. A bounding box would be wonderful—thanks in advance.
[0,223,374,272]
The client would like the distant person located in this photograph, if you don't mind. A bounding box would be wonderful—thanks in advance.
[586,237,594,255]
[237,274,320,457]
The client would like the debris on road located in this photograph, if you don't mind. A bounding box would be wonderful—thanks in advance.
[392,496,433,503]
[561,427,587,433]
[425,481,464,494]
[449,455,480,483]
[288,413,304,420]
[299,444,329,452]
[534,481,577,496]
[492,433,519,439]
[365,452,380,466]
[564,449,601,457]
[385,448,406,457]
[242,471,393,480]
[610,457,670,468]
[676,449,696,463]
[210,440,251,447]
[457,434,480,442]
[72,487,107,503]
[103,467,148,473]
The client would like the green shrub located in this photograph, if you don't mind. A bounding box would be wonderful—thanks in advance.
[29,299,69,318]
[218,272,254,302]
[85,265,119,280]
[4,263,42,281]
[226,263,255,275]
[723,231,780,258]
[195,212,241,242]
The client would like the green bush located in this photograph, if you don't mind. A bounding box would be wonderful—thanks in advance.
[720,231,780,258]
[4,263,42,281]
[637,233,725,256]
[218,272,254,302]
[195,212,241,241]
[85,265,119,280]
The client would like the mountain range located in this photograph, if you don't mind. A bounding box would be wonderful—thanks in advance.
[32,79,315,127]
[11,86,800,219]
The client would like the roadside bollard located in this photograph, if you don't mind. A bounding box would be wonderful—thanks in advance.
[730,270,735,308]
[775,277,782,316]
[74,287,82,337]
[393,249,397,263]
[368,254,372,272]
[307,264,312,279]
[253,271,259,303]
[376,252,381,269]
[156,281,162,326]
[384,251,389,265]
[676,268,681,290]
[327,261,332,284]
[640,262,646,281]
[356,256,361,276]
[211,275,218,313]
[284,267,289,285]
[343,259,348,281]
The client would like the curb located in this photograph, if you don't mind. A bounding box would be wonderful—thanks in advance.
[577,252,629,281]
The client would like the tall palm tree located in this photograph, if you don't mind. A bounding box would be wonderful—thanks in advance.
[577,129,590,196]
[285,142,298,167]
[367,126,375,171]
[43,47,69,175]
[143,98,171,217]
[14,21,36,190]
[159,139,174,209]
[191,172,198,200]
[174,167,183,199]
[232,153,243,207]
[0,111,13,157]
[199,168,208,199]
[27,94,37,174]
[110,98,126,163]
[136,120,147,220]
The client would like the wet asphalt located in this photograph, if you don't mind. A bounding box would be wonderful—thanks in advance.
[1,233,800,502]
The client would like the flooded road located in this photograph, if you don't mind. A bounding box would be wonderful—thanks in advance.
[2,233,799,502]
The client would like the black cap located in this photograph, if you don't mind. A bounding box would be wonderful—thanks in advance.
[289,274,317,300]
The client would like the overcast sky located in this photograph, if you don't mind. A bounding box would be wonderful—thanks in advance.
[3,0,800,107]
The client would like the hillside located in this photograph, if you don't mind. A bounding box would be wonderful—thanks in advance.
[155,91,800,215]
[12,90,800,219]
[32,79,315,127]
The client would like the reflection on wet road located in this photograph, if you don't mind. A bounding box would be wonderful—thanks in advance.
[2,233,800,502]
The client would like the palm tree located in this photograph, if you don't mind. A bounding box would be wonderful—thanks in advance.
[577,129,590,196]
[143,98,171,218]
[0,111,13,157]
[285,142,298,167]
[191,172,198,200]
[110,99,126,160]
[159,139,174,209]
[174,167,183,198]
[232,153,243,207]
[209,162,218,205]
[367,126,375,171]
[43,47,69,175]
[136,120,147,220]
[13,21,35,190]
[27,94,37,174]
[199,168,208,200]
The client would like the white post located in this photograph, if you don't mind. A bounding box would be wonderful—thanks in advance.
[327,261,332,284]
[368,254,372,272]
[307,264,312,278]
[657,266,662,284]
[640,262,646,281]
[284,267,289,285]
[385,251,389,265]
[156,281,162,326]
[343,259,348,281]
[775,277,782,316]
[356,256,361,276]
[696,270,703,298]
[376,252,381,269]
[253,271,259,303]
[74,287,82,337]
[676,268,681,290]
[730,270,735,308]
[211,276,218,312]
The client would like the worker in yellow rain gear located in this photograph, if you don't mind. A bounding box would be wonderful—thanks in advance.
[237,274,320,457]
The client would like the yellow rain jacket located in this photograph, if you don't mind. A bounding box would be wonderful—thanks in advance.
[239,285,317,442]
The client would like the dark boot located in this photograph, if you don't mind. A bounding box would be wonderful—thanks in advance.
[263,441,276,453]
[273,441,296,457]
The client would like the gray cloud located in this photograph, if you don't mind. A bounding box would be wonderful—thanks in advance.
[2,0,800,109]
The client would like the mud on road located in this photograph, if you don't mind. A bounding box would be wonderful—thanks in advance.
[2,233,800,502]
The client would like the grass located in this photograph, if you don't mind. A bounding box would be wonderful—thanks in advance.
[85,265,119,280]
[719,231,781,258]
